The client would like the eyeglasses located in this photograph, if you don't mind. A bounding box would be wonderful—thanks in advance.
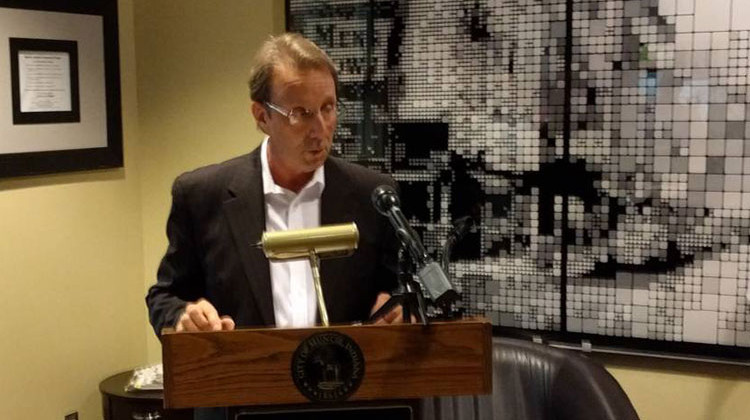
[264,101,340,126]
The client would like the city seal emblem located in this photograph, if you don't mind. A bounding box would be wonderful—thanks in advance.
[291,331,364,402]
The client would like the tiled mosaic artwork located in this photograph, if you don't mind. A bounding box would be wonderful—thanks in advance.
[289,0,750,349]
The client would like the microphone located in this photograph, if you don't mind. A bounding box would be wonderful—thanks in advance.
[442,215,475,279]
[449,215,475,241]
[256,222,359,261]
[371,185,459,308]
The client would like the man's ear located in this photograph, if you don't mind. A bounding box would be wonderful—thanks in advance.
[251,101,270,134]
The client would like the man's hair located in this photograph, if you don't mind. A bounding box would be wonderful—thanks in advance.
[248,33,338,103]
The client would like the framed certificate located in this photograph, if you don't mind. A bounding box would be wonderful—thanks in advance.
[0,0,122,178]
[10,37,81,124]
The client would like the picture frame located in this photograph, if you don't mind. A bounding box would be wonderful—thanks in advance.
[0,0,122,178]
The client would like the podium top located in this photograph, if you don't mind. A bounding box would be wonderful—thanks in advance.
[161,318,492,409]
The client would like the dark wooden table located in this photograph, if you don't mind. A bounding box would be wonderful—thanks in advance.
[100,370,192,420]
[101,371,414,420]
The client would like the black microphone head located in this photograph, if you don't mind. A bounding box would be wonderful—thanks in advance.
[451,215,475,240]
[452,215,474,228]
[371,184,400,216]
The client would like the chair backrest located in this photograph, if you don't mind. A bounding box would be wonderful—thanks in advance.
[420,336,639,420]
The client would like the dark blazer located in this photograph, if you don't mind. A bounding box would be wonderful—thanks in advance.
[146,147,399,336]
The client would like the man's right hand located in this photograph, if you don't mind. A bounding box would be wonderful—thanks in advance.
[175,298,236,332]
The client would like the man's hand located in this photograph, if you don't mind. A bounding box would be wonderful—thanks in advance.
[175,298,235,332]
[370,292,417,324]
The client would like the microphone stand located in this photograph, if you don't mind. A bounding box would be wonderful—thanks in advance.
[441,232,457,277]
[431,216,474,321]
[368,248,429,325]
[441,215,474,275]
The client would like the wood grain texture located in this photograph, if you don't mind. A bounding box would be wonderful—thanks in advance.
[161,319,491,409]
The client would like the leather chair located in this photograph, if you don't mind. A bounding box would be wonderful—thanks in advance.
[420,337,639,420]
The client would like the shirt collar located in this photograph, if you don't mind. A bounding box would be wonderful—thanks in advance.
[260,136,325,198]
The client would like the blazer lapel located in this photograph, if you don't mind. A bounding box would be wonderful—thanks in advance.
[319,158,359,321]
[320,158,357,226]
[222,150,275,326]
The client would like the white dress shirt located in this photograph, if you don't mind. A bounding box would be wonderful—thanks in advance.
[260,137,324,328]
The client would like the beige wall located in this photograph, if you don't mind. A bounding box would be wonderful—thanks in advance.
[600,353,750,420]
[1,0,748,419]
[0,1,144,419]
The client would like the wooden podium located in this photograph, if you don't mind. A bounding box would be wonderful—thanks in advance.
[161,318,491,417]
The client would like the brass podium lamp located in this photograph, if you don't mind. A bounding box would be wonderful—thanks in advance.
[256,223,359,326]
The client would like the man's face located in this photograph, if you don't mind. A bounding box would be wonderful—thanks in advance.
[255,65,337,182]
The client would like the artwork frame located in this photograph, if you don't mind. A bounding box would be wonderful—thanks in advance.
[0,0,122,178]
[287,0,750,363]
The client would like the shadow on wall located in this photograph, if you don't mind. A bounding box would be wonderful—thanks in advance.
[0,167,125,192]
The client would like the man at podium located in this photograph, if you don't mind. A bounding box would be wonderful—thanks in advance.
[146,33,405,342]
